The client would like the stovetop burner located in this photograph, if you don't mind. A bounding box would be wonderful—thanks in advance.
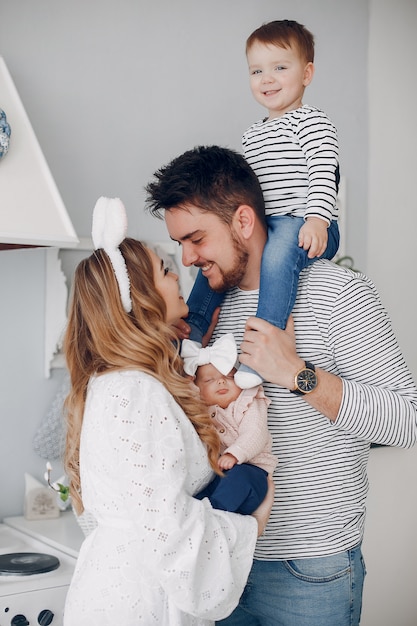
[0,552,60,576]
[0,514,82,626]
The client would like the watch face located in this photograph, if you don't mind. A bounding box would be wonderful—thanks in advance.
[297,368,317,393]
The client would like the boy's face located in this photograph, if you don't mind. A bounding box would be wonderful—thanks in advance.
[195,363,241,409]
[247,41,314,119]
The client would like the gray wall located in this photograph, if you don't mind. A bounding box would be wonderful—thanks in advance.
[361,2,417,625]
[0,0,368,265]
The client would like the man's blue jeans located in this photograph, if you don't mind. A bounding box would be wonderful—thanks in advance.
[217,544,366,626]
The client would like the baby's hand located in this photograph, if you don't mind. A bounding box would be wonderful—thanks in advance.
[218,453,238,470]
[298,217,328,258]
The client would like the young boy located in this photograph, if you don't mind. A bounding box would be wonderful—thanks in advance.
[186,19,340,389]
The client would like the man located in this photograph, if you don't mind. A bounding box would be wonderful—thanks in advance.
[146,145,417,626]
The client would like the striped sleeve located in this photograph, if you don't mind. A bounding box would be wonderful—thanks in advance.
[326,272,417,446]
[296,108,339,223]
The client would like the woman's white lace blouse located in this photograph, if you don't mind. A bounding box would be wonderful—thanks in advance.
[63,370,257,626]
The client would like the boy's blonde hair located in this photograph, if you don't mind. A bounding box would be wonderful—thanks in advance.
[246,19,315,64]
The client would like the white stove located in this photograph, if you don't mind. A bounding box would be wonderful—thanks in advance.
[0,512,84,626]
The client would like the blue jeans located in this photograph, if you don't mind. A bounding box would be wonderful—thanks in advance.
[186,217,339,342]
[258,216,339,328]
[186,269,224,342]
[217,544,366,626]
[194,463,268,514]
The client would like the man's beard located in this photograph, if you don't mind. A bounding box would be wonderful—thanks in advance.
[211,231,249,293]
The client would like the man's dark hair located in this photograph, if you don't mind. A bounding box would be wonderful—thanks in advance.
[145,145,266,228]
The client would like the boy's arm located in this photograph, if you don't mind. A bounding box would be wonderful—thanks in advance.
[299,217,329,258]
[297,109,339,224]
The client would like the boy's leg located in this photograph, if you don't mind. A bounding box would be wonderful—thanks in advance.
[257,215,306,329]
[186,269,225,343]
[217,545,365,626]
[323,220,340,260]
[235,217,339,389]
[258,217,339,326]
[194,464,268,514]
[235,216,305,389]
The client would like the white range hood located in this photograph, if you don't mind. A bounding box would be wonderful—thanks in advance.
[0,56,78,247]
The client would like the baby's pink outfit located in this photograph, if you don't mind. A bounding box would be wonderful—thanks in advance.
[209,385,277,475]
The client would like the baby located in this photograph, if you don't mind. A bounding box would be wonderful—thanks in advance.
[182,334,277,514]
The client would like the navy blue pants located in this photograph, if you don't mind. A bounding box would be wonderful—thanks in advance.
[195,463,268,514]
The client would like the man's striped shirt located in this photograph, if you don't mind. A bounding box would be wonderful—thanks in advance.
[210,260,417,559]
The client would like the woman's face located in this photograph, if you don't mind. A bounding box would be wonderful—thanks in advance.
[148,248,189,325]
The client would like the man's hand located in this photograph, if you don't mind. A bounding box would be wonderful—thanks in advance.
[239,316,343,421]
[239,316,303,390]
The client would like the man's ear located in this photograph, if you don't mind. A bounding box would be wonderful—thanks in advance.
[233,205,256,240]
[303,62,314,87]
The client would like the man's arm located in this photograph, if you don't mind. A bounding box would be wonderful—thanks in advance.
[239,269,417,448]
[239,316,343,422]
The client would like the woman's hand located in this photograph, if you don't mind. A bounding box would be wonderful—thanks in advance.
[171,318,191,341]
[170,307,220,345]
[251,477,274,537]
[202,307,220,347]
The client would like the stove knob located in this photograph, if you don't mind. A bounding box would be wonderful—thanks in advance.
[38,610,54,626]
[10,616,29,626]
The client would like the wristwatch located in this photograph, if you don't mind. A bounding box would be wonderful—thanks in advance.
[291,361,318,395]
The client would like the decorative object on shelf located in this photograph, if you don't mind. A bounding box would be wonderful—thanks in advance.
[24,472,60,520]
[0,107,11,159]
[44,461,71,510]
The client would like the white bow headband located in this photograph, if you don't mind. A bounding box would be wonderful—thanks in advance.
[91,197,132,313]
[181,334,238,377]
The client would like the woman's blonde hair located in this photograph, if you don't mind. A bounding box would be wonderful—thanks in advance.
[64,238,220,514]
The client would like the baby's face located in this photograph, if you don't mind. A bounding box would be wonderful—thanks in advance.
[195,363,241,409]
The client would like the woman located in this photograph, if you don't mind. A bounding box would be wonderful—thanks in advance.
[63,198,272,626]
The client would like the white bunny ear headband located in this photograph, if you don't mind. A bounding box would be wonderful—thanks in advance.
[91,197,132,313]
